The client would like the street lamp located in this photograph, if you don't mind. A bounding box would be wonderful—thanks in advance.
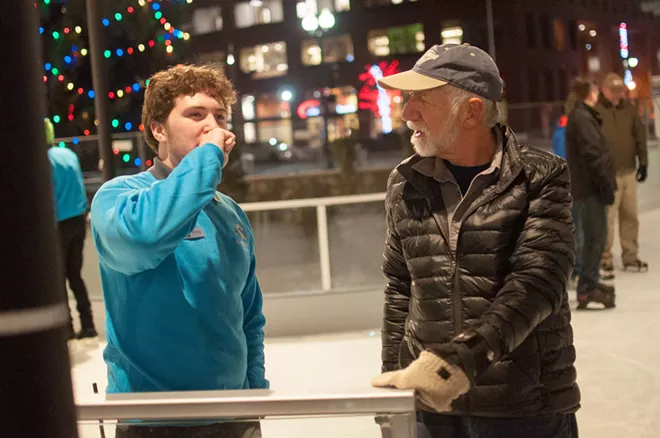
[301,8,336,168]
[301,8,335,37]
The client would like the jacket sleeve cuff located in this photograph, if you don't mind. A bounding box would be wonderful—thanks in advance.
[451,325,504,384]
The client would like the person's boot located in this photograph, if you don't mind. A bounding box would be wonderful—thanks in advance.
[77,311,97,339]
[577,283,615,310]
[600,261,615,280]
[623,259,648,273]
[77,327,98,339]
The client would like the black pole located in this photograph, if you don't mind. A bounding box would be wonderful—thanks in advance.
[86,0,116,181]
[0,2,79,438]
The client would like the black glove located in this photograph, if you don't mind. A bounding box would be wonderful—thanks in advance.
[637,166,647,183]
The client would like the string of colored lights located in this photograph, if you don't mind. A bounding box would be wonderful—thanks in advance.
[145,0,191,41]
[44,0,192,142]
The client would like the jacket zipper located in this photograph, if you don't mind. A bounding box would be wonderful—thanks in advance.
[453,254,462,337]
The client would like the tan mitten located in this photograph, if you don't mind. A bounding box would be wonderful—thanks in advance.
[372,351,471,412]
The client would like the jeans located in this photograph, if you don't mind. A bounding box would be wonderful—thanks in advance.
[572,202,584,277]
[57,214,94,330]
[417,412,578,438]
[602,170,640,265]
[573,198,608,292]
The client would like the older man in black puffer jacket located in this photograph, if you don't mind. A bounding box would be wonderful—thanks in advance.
[371,44,580,438]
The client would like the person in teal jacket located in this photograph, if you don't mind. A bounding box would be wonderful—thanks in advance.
[90,65,266,438]
[46,118,97,339]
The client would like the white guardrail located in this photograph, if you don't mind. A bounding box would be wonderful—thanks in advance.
[240,193,387,292]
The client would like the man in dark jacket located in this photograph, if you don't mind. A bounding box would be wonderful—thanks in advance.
[595,73,648,278]
[565,78,617,309]
[371,44,579,438]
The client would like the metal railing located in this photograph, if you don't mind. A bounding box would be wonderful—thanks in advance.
[241,193,387,292]
[77,388,417,437]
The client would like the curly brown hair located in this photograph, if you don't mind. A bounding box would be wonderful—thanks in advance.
[141,64,237,153]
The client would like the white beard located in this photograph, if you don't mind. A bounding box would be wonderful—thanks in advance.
[408,116,460,157]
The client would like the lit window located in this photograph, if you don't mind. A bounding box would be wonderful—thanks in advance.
[196,51,226,69]
[192,6,223,34]
[235,0,283,29]
[244,123,257,143]
[302,40,322,65]
[334,0,350,12]
[297,0,349,18]
[368,24,424,56]
[441,26,463,45]
[258,120,293,145]
[242,95,256,120]
[322,34,354,63]
[240,42,288,78]
[256,93,291,119]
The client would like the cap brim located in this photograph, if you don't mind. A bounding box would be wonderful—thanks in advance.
[377,70,448,91]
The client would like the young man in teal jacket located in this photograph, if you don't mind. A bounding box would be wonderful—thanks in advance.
[46,117,97,340]
[91,65,267,438]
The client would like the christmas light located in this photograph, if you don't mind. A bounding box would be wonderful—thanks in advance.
[41,0,194,137]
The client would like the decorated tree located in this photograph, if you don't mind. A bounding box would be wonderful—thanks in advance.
[38,0,192,169]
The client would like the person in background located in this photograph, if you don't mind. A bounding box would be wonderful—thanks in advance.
[90,65,266,438]
[372,44,579,438]
[596,73,648,279]
[552,115,569,159]
[565,78,617,309]
[46,117,97,340]
[552,112,582,288]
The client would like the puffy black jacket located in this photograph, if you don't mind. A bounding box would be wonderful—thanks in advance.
[381,124,580,417]
[566,101,617,204]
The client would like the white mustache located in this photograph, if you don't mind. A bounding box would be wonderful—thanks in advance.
[406,122,427,132]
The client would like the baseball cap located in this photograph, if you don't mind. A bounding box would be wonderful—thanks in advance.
[603,72,625,90]
[377,43,504,102]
